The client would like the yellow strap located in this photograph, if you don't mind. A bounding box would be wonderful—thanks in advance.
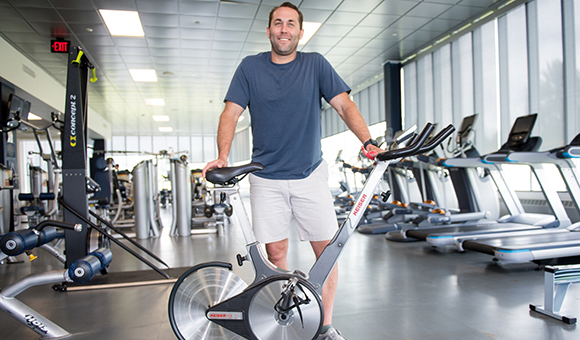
[72,50,84,64]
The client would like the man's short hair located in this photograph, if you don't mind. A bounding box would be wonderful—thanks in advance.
[269,2,303,30]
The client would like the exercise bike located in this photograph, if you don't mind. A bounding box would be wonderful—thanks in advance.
[168,123,455,340]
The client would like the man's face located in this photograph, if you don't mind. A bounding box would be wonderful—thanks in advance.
[267,6,304,58]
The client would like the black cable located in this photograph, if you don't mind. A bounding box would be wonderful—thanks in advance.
[88,209,170,268]
[58,197,170,279]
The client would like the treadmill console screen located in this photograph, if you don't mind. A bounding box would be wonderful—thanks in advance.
[456,114,477,144]
[508,114,537,144]
[3,94,30,128]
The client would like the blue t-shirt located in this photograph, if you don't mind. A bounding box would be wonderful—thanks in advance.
[225,52,350,179]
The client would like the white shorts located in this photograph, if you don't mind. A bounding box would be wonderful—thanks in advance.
[248,160,338,243]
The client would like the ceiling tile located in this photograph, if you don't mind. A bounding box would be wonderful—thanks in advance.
[213,29,247,42]
[136,0,178,14]
[437,4,485,20]
[218,2,258,19]
[372,1,420,16]
[92,54,123,63]
[347,25,385,39]
[147,37,180,48]
[79,35,116,46]
[88,46,120,55]
[179,1,220,16]
[69,23,110,36]
[250,19,268,32]
[143,26,180,39]
[325,11,366,26]
[4,32,45,44]
[212,40,244,51]
[246,31,268,43]
[419,18,462,32]
[364,37,398,50]
[215,17,252,31]
[459,0,498,8]
[406,2,453,18]
[391,16,432,30]
[0,20,36,33]
[208,58,237,67]
[327,45,359,56]
[179,49,212,58]
[299,8,333,23]
[51,0,93,10]
[181,57,210,65]
[149,47,177,57]
[299,0,343,11]
[180,28,214,40]
[58,10,102,24]
[113,37,148,47]
[338,0,384,13]
[140,13,179,28]
[359,13,400,28]
[7,0,52,8]
[304,35,342,48]
[18,8,63,22]
[211,50,241,59]
[315,24,352,37]
[180,15,216,29]
[0,4,25,19]
[180,39,212,49]
[93,0,137,11]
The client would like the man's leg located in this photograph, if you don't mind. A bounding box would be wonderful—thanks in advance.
[265,239,289,270]
[310,239,337,326]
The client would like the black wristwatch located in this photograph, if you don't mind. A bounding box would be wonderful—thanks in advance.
[363,138,378,151]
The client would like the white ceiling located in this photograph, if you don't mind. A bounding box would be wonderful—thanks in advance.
[0,0,505,137]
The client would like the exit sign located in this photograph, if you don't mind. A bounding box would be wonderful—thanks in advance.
[51,40,70,53]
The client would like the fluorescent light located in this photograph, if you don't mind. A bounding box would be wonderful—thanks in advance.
[153,115,170,122]
[158,127,173,132]
[99,10,144,37]
[145,98,165,106]
[28,112,42,120]
[129,69,158,82]
[299,22,322,45]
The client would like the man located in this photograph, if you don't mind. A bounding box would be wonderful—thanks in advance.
[203,2,382,339]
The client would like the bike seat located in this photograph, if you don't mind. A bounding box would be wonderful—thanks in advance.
[206,163,264,185]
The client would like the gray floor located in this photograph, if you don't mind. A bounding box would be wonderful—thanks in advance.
[2,209,580,340]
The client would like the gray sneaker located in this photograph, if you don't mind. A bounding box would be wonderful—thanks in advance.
[318,327,348,340]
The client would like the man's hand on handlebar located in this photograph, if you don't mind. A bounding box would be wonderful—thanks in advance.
[362,144,383,160]
[202,158,228,178]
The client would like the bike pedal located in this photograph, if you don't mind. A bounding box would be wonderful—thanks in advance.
[236,254,248,267]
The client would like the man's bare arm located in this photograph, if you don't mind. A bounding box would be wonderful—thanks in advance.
[202,101,245,177]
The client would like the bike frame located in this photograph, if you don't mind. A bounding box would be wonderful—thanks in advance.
[216,158,391,294]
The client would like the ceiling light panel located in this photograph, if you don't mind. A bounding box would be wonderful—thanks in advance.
[299,22,322,45]
[145,98,165,106]
[129,69,158,82]
[158,127,173,132]
[153,115,170,121]
[99,10,145,37]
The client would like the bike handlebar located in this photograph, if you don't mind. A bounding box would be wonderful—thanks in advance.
[376,123,435,161]
[416,124,456,154]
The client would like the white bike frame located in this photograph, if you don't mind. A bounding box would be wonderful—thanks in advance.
[215,158,391,294]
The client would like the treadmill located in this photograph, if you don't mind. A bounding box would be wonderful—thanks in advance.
[386,114,563,243]
[455,136,580,262]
